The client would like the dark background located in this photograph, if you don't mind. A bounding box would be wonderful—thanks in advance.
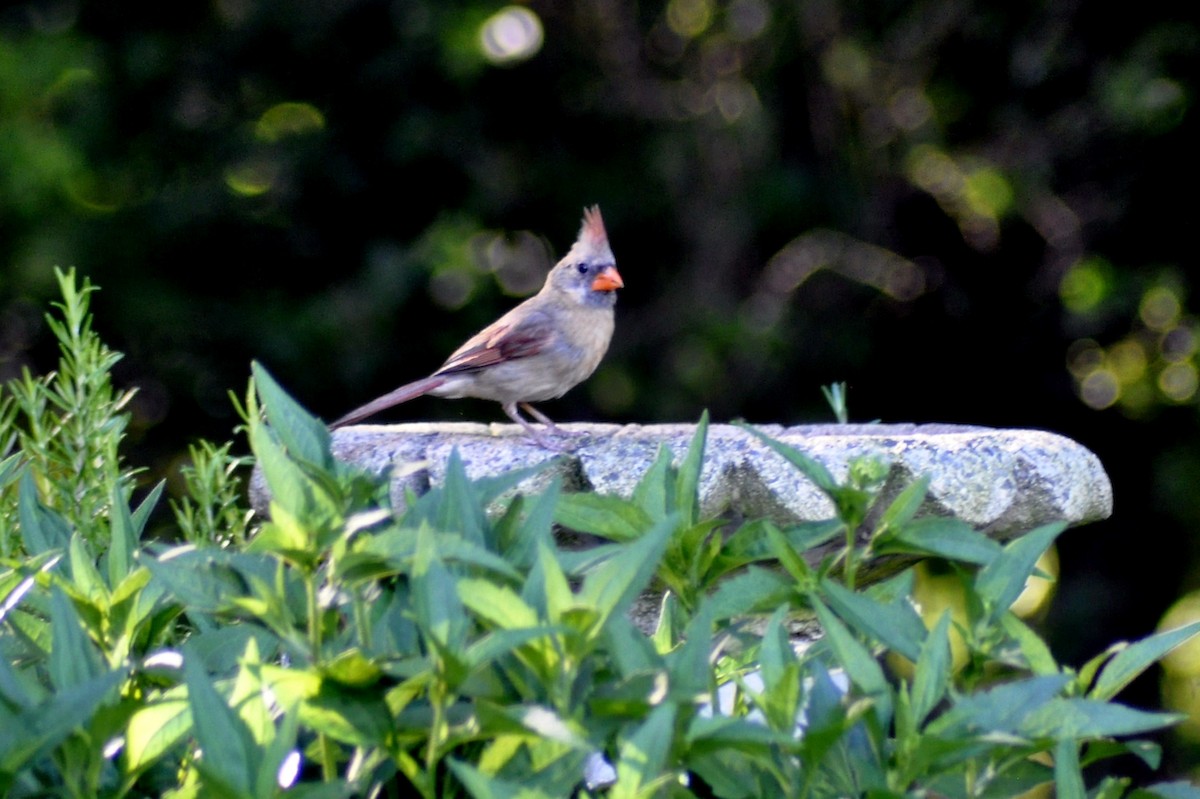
[2,0,1198,778]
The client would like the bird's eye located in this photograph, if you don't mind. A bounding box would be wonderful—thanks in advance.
[576,262,589,274]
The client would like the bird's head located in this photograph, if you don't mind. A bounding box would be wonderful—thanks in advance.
[547,205,623,307]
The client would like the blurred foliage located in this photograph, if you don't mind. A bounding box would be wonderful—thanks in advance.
[0,0,1198,772]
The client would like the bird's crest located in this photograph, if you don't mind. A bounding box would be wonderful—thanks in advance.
[579,205,608,250]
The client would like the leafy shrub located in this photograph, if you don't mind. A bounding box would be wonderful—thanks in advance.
[0,274,1197,798]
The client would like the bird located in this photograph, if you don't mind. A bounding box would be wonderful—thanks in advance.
[330,205,623,450]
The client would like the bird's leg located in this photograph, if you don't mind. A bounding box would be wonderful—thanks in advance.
[521,402,588,443]
[503,403,573,451]
[520,403,561,432]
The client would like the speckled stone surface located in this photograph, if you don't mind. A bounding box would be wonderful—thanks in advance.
[250,422,1113,536]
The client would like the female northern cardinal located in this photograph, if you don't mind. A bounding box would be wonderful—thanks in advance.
[330,206,623,450]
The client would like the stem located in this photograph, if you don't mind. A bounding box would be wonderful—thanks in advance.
[306,571,321,660]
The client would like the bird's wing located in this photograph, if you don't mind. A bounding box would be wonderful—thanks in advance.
[435,309,556,375]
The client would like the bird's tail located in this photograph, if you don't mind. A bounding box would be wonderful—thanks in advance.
[329,375,447,429]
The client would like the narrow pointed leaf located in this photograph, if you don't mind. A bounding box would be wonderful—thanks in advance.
[811,597,888,698]
[1091,621,1200,701]
[252,360,333,470]
[976,522,1066,620]
[131,480,166,537]
[49,586,105,691]
[612,703,677,799]
[109,485,137,586]
[554,493,654,542]
[912,611,952,726]
[18,471,70,555]
[876,474,931,534]
[675,411,709,526]
[737,422,838,494]
[1055,739,1086,799]
[633,445,675,521]
[184,648,257,797]
[579,513,675,631]
[877,516,1002,566]
[820,576,926,662]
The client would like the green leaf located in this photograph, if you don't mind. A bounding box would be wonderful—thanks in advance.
[1054,739,1086,799]
[321,648,383,688]
[448,758,558,799]
[766,520,813,585]
[819,576,926,662]
[249,418,318,522]
[0,667,128,773]
[412,525,468,652]
[927,674,1072,736]
[737,422,838,494]
[67,532,106,602]
[1091,621,1200,701]
[633,445,675,522]
[108,484,138,586]
[578,513,675,634]
[667,604,715,698]
[554,493,656,542]
[911,611,952,726]
[503,477,558,567]
[612,702,677,799]
[526,539,574,622]
[811,597,888,699]
[131,480,166,537]
[18,470,71,555]
[975,522,1066,620]
[184,646,258,798]
[876,517,1002,566]
[703,567,794,621]
[49,586,105,691]
[459,578,539,630]
[1132,782,1200,799]
[675,411,709,525]
[714,518,841,577]
[1023,698,1183,739]
[125,687,192,773]
[875,474,931,535]
[1001,612,1060,675]
[438,448,488,544]
[252,360,333,470]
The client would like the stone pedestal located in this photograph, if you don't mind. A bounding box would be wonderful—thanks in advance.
[309,422,1112,536]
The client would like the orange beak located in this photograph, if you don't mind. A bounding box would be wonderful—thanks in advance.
[591,265,624,291]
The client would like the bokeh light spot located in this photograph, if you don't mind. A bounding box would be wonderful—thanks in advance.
[1158,362,1198,403]
[1059,257,1111,314]
[666,0,713,39]
[1160,325,1197,363]
[727,0,769,41]
[1079,368,1120,409]
[822,39,871,90]
[1066,339,1105,377]
[428,269,475,310]
[1108,340,1147,384]
[480,7,544,65]
[906,144,963,195]
[255,102,325,142]
[888,86,933,131]
[1140,285,1182,331]
[713,79,759,122]
[590,365,636,414]
[963,167,1014,219]
[223,160,277,196]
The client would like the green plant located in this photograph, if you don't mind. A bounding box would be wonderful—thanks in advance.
[0,267,139,556]
[1,276,1198,797]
